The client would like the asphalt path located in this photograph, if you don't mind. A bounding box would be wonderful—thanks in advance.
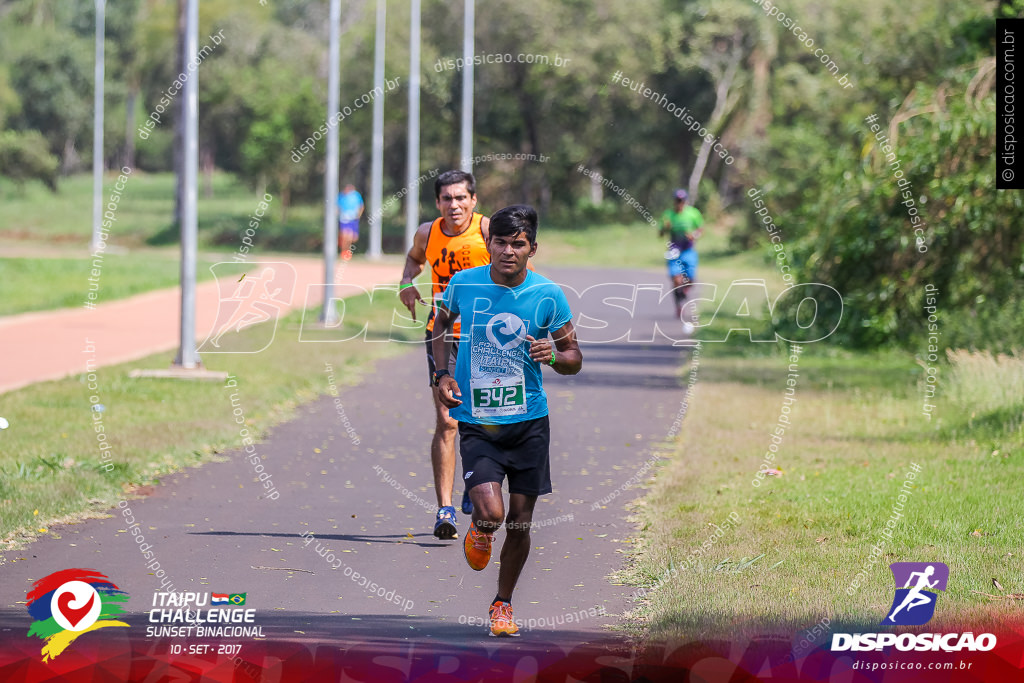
[0,266,696,680]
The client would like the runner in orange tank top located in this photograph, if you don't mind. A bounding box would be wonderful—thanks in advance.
[399,170,491,539]
[423,212,490,336]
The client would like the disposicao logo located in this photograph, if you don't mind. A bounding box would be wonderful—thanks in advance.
[26,569,129,662]
[831,562,997,653]
[883,562,948,626]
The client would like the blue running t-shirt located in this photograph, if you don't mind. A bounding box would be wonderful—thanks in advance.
[337,190,364,222]
[440,265,574,425]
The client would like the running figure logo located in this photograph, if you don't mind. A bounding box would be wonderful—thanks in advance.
[200,262,296,353]
[882,562,949,626]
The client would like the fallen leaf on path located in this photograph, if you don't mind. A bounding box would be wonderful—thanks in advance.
[251,565,315,574]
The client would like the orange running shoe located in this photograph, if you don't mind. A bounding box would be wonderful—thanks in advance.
[463,521,493,571]
[488,600,520,637]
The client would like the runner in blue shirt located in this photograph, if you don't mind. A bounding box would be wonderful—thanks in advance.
[337,184,364,260]
[430,204,582,637]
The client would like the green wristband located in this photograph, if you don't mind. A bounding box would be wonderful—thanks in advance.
[549,350,556,366]
[399,282,415,290]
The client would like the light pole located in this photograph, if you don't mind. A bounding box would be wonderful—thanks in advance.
[460,0,474,171]
[404,0,421,252]
[321,0,342,324]
[174,0,200,369]
[91,0,106,254]
[367,0,387,259]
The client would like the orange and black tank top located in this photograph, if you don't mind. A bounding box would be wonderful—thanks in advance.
[424,212,490,332]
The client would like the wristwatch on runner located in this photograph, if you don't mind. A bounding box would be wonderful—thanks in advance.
[432,369,450,387]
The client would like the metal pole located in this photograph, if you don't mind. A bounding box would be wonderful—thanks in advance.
[91,0,105,253]
[321,0,341,324]
[367,0,386,259]
[460,0,474,171]
[404,0,420,252]
[174,0,199,368]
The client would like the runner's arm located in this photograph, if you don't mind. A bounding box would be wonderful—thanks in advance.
[431,304,462,406]
[692,210,705,240]
[399,222,432,319]
[527,321,582,375]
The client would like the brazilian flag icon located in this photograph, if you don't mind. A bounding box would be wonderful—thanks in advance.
[229,593,247,605]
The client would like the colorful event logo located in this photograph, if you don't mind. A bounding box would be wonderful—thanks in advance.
[882,562,949,626]
[25,569,129,662]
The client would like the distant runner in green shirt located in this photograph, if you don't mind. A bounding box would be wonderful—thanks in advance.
[660,189,704,332]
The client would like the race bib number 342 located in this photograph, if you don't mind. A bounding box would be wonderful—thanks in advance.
[472,384,525,410]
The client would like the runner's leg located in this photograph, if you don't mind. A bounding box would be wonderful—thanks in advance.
[671,274,687,320]
[681,249,698,300]
[470,481,506,534]
[425,332,458,510]
[498,493,537,600]
[431,387,458,509]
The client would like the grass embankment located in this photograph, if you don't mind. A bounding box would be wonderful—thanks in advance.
[0,291,419,552]
[0,255,248,316]
[615,254,1024,643]
[0,172,323,249]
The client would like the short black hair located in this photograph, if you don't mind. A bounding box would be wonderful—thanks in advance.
[489,205,538,245]
[434,170,476,200]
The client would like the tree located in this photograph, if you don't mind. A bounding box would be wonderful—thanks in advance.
[0,130,60,190]
[663,1,760,201]
[10,37,92,173]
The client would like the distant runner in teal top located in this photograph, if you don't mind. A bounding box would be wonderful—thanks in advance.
[430,204,582,638]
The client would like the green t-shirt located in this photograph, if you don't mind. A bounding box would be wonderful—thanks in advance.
[662,206,703,249]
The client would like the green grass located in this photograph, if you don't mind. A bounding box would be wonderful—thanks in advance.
[0,255,248,316]
[536,213,753,275]
[545,221,1015,639]
[0,291,421,550]
[615,302,1024,643]
[0,171,323,251]
[586,218,1024,641]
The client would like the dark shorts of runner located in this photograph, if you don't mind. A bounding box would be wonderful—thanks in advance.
[459,416,551,496]
[424,330,458,387]
[339,220,360,238]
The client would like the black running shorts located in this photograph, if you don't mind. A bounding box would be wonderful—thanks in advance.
[459,416,551,496]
